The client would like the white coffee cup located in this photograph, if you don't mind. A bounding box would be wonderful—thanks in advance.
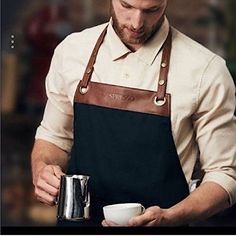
[103,203,145,225]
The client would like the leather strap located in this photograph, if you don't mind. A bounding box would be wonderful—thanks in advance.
[79,25,108,89]
[79,25,172,102]
[156,28,172,101]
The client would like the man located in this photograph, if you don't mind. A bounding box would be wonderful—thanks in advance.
[31,0,236,227]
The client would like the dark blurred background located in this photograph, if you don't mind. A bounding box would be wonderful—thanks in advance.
[1,0,236,227]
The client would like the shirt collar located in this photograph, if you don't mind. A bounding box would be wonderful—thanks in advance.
[136,17,169,65]
[107,16,170,65]
[107,18,131,61]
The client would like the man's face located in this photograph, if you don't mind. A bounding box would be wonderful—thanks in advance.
[110,0,167,50]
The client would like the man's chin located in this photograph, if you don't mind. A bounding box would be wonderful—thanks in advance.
[118,30,147,47]
[125,31,145,40]
[125,37,146,45]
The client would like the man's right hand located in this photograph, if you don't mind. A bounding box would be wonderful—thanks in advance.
[33,164,65,206]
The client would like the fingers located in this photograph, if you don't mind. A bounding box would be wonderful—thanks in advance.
[38,165,64,188]
[53,165,65,179]
[35,188,56,206]
[36,178,59,196]
[34,165,64,205]
[128,206,162,226]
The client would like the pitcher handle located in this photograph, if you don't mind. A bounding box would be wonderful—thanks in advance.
[54,196,59,205]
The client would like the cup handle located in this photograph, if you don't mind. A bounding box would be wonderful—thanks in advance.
[141,205,145,214]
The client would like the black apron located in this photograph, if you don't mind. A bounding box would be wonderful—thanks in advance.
[57,26,189,227]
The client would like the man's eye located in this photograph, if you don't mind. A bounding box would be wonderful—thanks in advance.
[144,8,160,14]
[121,3,132,9]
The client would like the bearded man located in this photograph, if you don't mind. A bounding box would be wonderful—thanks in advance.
[31,0,236,228]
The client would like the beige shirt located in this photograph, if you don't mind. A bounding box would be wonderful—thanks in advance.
[36,17,236,205]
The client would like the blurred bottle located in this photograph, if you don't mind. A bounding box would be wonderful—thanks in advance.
[1,51,18,114]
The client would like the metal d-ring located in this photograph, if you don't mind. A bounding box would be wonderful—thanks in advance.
[153,96,166,106]
[79,86,89,95]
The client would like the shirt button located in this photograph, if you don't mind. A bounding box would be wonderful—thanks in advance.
[159,79,165,86]
[123,73,129,79]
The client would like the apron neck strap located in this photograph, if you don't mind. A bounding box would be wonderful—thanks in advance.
[79,25,108,89]
[156,28,172,101]
[79,25,172,99]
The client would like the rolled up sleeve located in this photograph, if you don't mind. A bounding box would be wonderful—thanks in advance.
[193,55,236,205]
[35,42,74,153]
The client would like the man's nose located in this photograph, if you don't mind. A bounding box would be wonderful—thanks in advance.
[131,10,144,31]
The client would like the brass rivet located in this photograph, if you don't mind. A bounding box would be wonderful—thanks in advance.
[161,62,167,68]
[79,86,89,95]
[159,80,165,86]
[86,68,92,74]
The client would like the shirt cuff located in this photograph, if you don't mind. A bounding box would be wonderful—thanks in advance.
[35,128,73,153]
[202,171,236,206]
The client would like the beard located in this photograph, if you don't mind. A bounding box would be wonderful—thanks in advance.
[110,4,164,48]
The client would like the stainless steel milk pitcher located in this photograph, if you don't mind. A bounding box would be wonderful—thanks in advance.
[57,175,90,221]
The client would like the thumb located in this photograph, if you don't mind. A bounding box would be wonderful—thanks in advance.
[52,165,65,179]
